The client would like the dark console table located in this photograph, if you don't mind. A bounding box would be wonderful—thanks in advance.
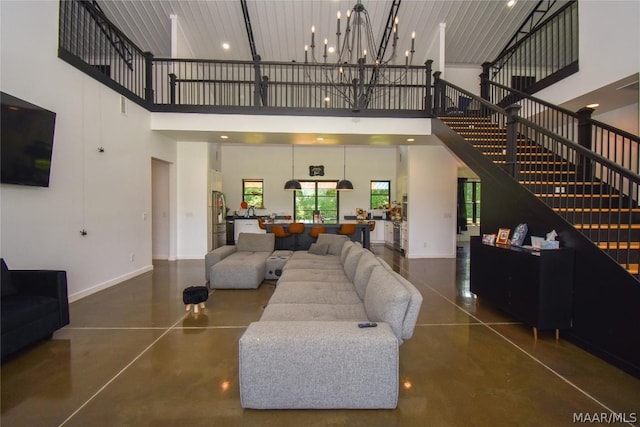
[470,236,574,339]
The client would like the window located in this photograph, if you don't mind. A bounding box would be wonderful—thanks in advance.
[465,181,481,225]
[294,181,338,223]
[242,179,264,208]
[370,180,391,209]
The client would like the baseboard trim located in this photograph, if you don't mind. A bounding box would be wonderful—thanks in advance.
[68,264,154,302]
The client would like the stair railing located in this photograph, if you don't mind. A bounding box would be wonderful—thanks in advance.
[435,75,640,279]
[484,80,640,179]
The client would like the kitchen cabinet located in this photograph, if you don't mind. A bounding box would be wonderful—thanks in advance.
[470,236,574,339]
[372,220,385,243]
[234,219,265,243]
[384,221,394,247]
[401,221,408,252]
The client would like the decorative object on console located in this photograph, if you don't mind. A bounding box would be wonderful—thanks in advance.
[510,223,528,246]
[482,234,496,245]
[496,228,511,245]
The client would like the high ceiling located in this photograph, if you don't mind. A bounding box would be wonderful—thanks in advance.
[98,0,562,65]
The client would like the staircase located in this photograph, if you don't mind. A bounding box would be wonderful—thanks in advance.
[441,115,640,276]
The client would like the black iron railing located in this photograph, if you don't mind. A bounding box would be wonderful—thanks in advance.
[435,76,640,280]
[151,58,431,113]
[58,0,431,115]
[58,0,149,104]
[484,0,578,94]
[484,80,640,181]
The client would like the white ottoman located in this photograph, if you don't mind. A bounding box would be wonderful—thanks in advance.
[265,250,293,280]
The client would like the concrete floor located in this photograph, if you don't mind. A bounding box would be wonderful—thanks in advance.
[2,245,639,426]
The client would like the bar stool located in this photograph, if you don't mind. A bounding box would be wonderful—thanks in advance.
[288,222,305,250]
[309,225,326,240]
[337,223,356,237]
[271,225,291,250]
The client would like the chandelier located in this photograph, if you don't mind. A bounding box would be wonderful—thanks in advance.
[304,0,416,112]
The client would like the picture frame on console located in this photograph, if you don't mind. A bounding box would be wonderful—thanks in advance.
[496,228,511,245]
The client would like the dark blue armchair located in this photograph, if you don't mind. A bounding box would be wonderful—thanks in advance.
[1,259,70,361]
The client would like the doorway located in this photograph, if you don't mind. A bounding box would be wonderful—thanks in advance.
[152,158,171,259]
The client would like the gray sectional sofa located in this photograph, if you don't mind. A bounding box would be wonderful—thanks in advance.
[205,233,275,289]
[239,234,423,410]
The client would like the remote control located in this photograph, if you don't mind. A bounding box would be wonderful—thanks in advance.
[358,322,377,328]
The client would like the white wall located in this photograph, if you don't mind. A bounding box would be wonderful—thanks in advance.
[221,145,397,219]
[0,1,168,301]
[152,159,171,259]
[176,142,209,258]
[406,146,458,258]
[445,65,482,96]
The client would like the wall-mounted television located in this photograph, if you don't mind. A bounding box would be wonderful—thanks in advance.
[1,92,56,187]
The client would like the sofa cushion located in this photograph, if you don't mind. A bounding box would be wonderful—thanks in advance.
[308,243,329,255]
[353,251,380,299]
[343,246,365,283]
[269,285,361,305]
[236,233,275,253]
[260,303,368,322]
[210,252,271,289]
[340,240,355,265]
[1,295,59,333]
[363,267,411,342]
[376,257,423,340]
[316,233,348,256]
[1,259,17,297]
[278,269,349,283]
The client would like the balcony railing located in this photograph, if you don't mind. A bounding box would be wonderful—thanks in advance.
[484,0,579,95]
[151,58,431,115]
[58,0,431,116]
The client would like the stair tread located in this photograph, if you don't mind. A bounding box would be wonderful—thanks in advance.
[554,207,640,212]
[598,242,640,249]
[522,181,601,185]
[575,223,640,229]
[536,193,615,197]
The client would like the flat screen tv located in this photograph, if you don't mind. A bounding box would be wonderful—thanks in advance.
[1,92,56,187]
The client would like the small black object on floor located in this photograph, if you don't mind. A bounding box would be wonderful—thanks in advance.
[183,286,209,314]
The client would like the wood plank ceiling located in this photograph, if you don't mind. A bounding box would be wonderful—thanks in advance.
[98,0,568,66]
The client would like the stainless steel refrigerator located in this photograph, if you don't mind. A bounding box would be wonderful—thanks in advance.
[210,191,227,250]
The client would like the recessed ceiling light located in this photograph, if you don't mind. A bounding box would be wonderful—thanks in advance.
[407,138,415,142]
[316,137,324,141]
[586,103,599,108]
[507,0,516,7]
[328,46,335,54]
[222,42,230,50]
[220,135,229,139]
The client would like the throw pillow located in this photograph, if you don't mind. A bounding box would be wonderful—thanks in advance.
[1,258,17,297]
[316,233,348,255]
[308,243,329,255]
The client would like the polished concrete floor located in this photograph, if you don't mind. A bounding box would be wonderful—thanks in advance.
[2,245,639,427]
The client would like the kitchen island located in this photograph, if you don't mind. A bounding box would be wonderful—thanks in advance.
[264,222,371,250]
